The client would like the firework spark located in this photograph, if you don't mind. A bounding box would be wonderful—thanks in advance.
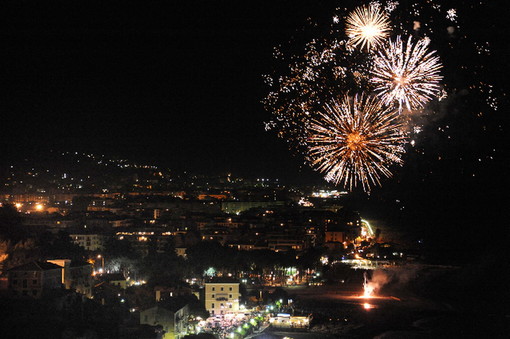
[262,38,368,149]
[371,35,443,110]
[345,5,391,50]
[446,8,457,23]
[307,94,407,192]
[363,272,375,298]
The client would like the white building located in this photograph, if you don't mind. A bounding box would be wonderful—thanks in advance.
[69,233,106,251]
[204,279,240,316]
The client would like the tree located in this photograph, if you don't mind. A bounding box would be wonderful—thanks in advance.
[0,203,27,242]
[125,285,154,310]
[185,241,232,275]
[297,247,324,271]
[103,237,136,259]
[0,239,10,272]
[2,238,40,269]
[39,230,87,261]
[140,250,186,287]
[266,287,289,305]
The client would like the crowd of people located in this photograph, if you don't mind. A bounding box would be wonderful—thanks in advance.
[198,312,265,338]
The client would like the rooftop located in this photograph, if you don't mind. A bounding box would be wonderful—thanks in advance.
[8,261,62,272]
[205,277,240,284]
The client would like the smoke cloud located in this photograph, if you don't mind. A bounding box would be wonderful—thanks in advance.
[365,265,422,295]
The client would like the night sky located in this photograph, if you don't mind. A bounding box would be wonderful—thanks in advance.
[2,1,330,178]
[2,1,509,256]
[2,1,508,171]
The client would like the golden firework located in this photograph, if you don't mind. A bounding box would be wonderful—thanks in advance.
[346,5,391,50]
[371,35,443,110]
[307,94,407,192]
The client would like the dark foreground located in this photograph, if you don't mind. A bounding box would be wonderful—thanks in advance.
[258,264,509,338]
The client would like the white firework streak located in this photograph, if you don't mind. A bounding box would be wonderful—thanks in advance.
[307,94,407,192]
[346,5,392,50]
[371,35,443,111]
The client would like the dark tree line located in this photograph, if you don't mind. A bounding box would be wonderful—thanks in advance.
[186,241,325,277]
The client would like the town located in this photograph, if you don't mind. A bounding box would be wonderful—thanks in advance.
[1,0,507,337]
[0,152,411,338]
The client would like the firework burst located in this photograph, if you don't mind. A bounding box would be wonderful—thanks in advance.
[307,94,407,192]
[345,5,391,50]
[262,38,370,149]
[261,1,494,192]
[371,35,443,110]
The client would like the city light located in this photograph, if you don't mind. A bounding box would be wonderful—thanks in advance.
[363,303,373,310]
[0,2,502,338]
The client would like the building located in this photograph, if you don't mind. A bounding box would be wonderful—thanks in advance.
[221,201,285,214]
[155,285,193,302]
[100,273,128,289]
[46,259,70,285]
[200,229,231,245]
[204,278,240,316]
[140,306,174,339]
[221,201,285,215]
[140,304,190,339]
[67,261,94,297]
[267,233,306,252]
[269,313,310,329]
[22,214,66,231]
[227,242,255,251]
[197,194,228,201]
[47,259,94,298]
[324,230,347,243]
[70,233,106,251]
[7,261,62,298]
[94,280,124,305]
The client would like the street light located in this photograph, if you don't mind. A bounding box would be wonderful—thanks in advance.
[97,254,105,271]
